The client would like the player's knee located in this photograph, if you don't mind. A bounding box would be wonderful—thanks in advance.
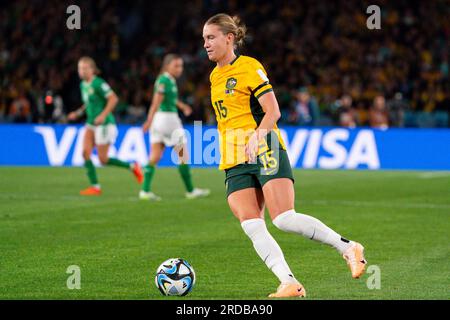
[99,155,109,165]
[233,210,262,223]
[149,152,161,165]
[82,150,91,161]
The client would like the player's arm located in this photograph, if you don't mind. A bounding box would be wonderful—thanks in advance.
[94,92,118,125]
[245,61,280,162]
[142,92,164,132]
[255,91,281,137]
[245,91,281,162]
[176,100,192,117]
[67,105,86,121]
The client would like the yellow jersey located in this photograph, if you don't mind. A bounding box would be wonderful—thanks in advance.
[209,55,286,170]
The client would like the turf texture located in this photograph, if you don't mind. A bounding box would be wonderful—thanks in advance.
[0,167,448,299]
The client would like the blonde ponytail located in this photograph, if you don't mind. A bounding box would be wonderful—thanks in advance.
[206,13,247,48]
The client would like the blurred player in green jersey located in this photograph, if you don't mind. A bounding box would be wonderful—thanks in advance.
[68,56,143,196]
[140,54,210,200]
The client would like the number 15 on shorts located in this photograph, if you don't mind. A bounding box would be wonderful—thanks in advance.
[259,150,278,175]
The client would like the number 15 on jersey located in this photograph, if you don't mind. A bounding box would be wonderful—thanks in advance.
[214,100,228,119]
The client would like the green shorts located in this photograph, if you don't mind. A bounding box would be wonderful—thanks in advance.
[224,148,294,197]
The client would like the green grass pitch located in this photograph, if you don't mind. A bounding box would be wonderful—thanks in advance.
[0,167,449,299]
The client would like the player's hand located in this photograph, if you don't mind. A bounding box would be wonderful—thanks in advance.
[142,119,152,132]
[183,105,193,117]
[245,132,259,164]
[94,114,106,125]
[67,112,78,121]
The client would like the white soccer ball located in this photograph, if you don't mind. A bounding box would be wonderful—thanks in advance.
[155,258,196,296]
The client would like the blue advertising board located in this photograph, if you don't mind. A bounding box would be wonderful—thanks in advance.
[0,124,449,170]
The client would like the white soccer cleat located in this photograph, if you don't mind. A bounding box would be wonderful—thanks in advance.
[139,190,162,201]
[185,188,210,199]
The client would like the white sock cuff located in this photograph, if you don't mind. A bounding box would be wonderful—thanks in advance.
[272,209,296,228]
[241,218,264,228]
[241,218,265,236]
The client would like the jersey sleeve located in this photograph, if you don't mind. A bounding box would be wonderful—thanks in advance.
[95,78,113,98]
[246,59,273,99]
[154,75,168,95]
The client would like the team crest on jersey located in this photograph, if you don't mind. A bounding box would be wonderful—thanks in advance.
[225,77,237,95]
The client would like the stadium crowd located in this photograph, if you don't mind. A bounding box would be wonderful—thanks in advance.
[0,0,448,127]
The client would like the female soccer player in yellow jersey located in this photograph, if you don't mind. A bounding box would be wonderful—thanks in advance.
[203,14,367,298]
[68,57,143,196]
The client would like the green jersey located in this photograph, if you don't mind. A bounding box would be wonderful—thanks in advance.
[154,72,178,112]
[80,76,115,125]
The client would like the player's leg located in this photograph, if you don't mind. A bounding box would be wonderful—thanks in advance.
[226,172,305,298]
[96,125,143,183]
[140,114,170,200]
[139,142,165,201]
[262,177,367,279]
[97,143,112,166]
[80,127,101,195]
[174,143,210,199]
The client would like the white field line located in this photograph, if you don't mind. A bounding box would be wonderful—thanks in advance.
[303,199,450,210]
[417,172,450,179]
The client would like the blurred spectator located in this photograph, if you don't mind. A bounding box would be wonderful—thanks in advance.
[37,90,65,124]
[387,92,409,127]
[0,98,7,123]
[333,94,358,128]
[355,101,369,127]
[288,87,320,126]
[369,95,389,129]
[8,89,31,123]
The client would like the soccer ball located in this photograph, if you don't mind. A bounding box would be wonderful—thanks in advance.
[155,258,196,296]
